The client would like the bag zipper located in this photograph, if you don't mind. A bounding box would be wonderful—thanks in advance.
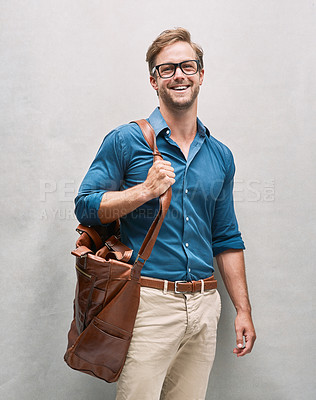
[75,264,92,279]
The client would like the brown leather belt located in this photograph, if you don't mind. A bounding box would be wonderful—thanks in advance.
[140,276,217,293]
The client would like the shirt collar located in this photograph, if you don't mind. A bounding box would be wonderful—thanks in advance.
[148,107,209,137]
[147,107,168,136]
[197,116,209,137]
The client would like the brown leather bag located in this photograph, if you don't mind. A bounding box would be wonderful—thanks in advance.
[64,120,172,382]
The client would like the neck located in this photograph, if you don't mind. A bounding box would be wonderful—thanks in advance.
[159,103,198,142]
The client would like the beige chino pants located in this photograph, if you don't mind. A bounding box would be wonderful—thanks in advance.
[116,285,221,400]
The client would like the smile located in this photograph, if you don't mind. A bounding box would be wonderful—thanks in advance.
[170,85,190,91]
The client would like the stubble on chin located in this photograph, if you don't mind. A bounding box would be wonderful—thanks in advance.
[158,85,200,111]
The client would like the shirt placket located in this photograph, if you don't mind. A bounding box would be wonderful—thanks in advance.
[164,130,206,281]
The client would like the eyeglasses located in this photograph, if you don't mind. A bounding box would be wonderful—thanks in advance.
[152,59,200,79]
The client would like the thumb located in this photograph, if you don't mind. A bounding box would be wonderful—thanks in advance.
[236,329,244,349]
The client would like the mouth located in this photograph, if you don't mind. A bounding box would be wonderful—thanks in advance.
[170,85,190,92]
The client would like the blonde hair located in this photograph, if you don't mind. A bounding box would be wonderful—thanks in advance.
[146,27,204,76]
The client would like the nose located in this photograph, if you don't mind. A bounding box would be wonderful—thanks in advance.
[173,65,185,79]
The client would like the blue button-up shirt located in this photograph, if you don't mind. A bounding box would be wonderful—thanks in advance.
[75,107,245,281]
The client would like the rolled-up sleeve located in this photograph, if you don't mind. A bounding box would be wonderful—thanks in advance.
[211,149,245,256]
[75,128,128,226]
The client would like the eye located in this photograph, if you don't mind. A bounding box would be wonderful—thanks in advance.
[160,64,174,73]
[181,61,197,73]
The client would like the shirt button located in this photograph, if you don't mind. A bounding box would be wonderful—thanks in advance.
[189,268,191,272]
[185,243,189,248]
[185,189,188,194]
[166,129,170,135]
[186,216,189,222]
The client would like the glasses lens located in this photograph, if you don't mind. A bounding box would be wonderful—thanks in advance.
[159,64,175,78]
[180,60,198,75]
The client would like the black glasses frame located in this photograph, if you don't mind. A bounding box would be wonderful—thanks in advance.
[152,59,200,79]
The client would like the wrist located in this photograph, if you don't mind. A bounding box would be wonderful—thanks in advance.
[235,305,252,315]
[138,182,154,203]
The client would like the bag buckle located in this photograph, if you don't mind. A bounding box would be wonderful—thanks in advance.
[174,280,188,294]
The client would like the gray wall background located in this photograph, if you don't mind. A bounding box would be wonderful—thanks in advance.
[1,0,315,399]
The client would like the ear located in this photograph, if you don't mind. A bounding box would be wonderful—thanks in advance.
[150,75,158,91]
[199,68,204,86]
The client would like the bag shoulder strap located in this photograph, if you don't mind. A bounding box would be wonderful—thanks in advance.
[74,119,172,277]
[130,119,172,278]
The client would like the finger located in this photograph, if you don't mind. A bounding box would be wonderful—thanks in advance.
[152,173,175,184]
[157,176,176,190]
[234,344,248,357]
[163,171,176,178]
[234,334,256,357]
[236,346,250,357]
[169,177,176,186]
[154,166,175,177]
[162,177,176,186]
[150,168,174,178]
[154,160,172,167]
[154,165,174,173]
[243,333,256,354]
[233,348,244,356]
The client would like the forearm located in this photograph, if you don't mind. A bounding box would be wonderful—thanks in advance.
[215,249,251,313]
[97,182,152,224]
[216,249,256,356]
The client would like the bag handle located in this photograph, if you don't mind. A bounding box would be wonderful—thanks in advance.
[131,120,172,273]
[76,224,103,250]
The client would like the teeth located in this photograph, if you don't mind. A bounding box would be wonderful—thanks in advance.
[173,86,188,90]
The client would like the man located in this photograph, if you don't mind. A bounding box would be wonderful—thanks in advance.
[75,28,256,400]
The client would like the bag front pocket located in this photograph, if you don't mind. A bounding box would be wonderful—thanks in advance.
[74,317,132,374]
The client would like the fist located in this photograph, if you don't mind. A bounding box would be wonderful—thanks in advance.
[143,160,175,198]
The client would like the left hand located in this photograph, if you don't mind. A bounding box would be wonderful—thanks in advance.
[233,311,256,357]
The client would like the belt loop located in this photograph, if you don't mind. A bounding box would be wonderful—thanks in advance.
[200,279,205,294]
[163,280,168,295]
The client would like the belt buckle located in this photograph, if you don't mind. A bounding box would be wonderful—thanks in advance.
[174,280,188,294]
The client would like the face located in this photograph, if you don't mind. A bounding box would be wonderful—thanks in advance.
[150,41,204,112]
